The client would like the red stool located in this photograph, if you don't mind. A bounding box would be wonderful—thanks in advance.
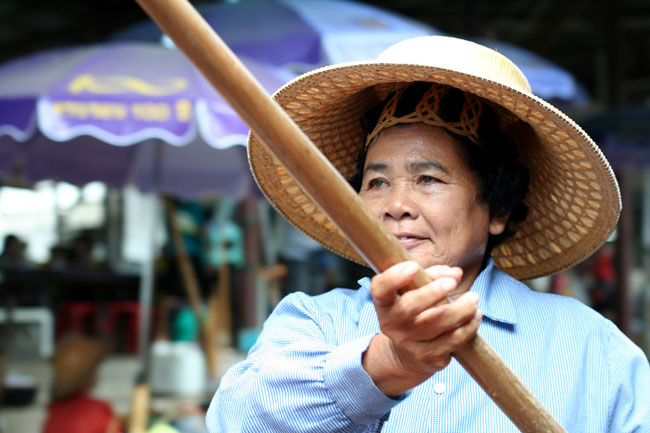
[56,301,100,339]
[105,301,141,353]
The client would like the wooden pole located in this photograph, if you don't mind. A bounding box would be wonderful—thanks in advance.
[204,260,232,380]
[128,379,150,433]
[135,1,567,431]
[163,197,223,379]
[163,197,204,325]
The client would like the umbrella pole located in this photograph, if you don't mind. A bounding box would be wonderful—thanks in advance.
[135,1,567,431]
[136,194,157,370]
[130,193,160,433]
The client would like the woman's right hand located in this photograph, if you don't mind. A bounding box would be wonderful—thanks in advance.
[362,261,482,397]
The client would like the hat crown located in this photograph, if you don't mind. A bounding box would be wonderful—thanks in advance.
[377,36,532,95]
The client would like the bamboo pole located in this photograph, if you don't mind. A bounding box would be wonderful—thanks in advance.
[135,1,567,431]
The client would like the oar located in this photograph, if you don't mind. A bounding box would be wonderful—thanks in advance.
[134,1,567,431]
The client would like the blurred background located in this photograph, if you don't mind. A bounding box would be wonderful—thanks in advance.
[0,1,648,432]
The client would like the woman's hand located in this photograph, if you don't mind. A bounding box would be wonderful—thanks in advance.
[362,261,482,397]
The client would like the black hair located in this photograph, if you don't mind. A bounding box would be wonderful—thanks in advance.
[350,81,529,256]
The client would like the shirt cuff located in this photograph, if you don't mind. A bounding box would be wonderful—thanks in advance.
[323,334,404,426]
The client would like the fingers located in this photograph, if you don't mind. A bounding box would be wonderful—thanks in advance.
[421,306,483,357]
[424,265,463,283]
[371,262,462,308]
[366,262,483,388]
[371,261,420,307]
[413,291,480,337]
[406,307,482,372]
[395,275,457,316]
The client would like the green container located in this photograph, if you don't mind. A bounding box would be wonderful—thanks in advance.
[171,307,199,342]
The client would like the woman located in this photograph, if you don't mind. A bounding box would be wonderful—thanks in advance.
[207,36,649,432]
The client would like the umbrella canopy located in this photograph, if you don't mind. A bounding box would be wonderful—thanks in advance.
[0,42,291,198]
[113,0,586,105]
[114,0,439,72]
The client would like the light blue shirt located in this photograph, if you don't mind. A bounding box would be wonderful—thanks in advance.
[207,259,650,432]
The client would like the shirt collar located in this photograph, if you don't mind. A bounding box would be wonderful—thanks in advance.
[358,258,517,326]
[471,258,517,326]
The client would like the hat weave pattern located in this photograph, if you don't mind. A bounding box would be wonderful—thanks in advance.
[365,83,483,146]
[249,37,620,280]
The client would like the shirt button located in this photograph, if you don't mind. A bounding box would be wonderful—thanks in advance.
[433,382,446,394]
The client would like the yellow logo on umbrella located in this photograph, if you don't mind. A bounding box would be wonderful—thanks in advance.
[68,74,188,96]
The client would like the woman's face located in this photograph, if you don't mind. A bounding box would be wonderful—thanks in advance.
[359,123,507,288]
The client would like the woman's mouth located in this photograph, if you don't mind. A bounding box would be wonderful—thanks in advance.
[395,233,425,248]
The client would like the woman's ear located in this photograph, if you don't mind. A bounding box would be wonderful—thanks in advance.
[488,214,509,235]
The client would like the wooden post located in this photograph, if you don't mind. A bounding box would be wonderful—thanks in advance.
[163,197,223,379]
[204,261,232,380]
[163,198,204,325]
[128,379,150,433]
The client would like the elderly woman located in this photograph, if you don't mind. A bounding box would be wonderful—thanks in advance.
[207,36,650,432]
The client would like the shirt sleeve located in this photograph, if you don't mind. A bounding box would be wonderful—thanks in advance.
[605,320,650,432]
[206,292,403,433]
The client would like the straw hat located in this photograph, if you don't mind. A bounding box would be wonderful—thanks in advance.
[50,334,111,401]
[248,36,621,280]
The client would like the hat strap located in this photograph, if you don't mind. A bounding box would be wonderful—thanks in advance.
[365,84,483,147]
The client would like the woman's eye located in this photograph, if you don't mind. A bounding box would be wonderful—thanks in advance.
[367,178,387,189]
[418,175,439,185]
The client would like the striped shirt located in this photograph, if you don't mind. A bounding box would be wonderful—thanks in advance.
[206,259,650,432]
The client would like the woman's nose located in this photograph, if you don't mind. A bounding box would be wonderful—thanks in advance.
[384,184,418,220]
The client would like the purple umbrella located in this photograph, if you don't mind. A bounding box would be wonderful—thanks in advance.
[114,0,439,72]
[0,42,294,369]
[113,0,585,105]
[0,42,291,199]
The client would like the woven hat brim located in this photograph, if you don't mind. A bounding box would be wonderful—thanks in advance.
[249,61,621,281]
